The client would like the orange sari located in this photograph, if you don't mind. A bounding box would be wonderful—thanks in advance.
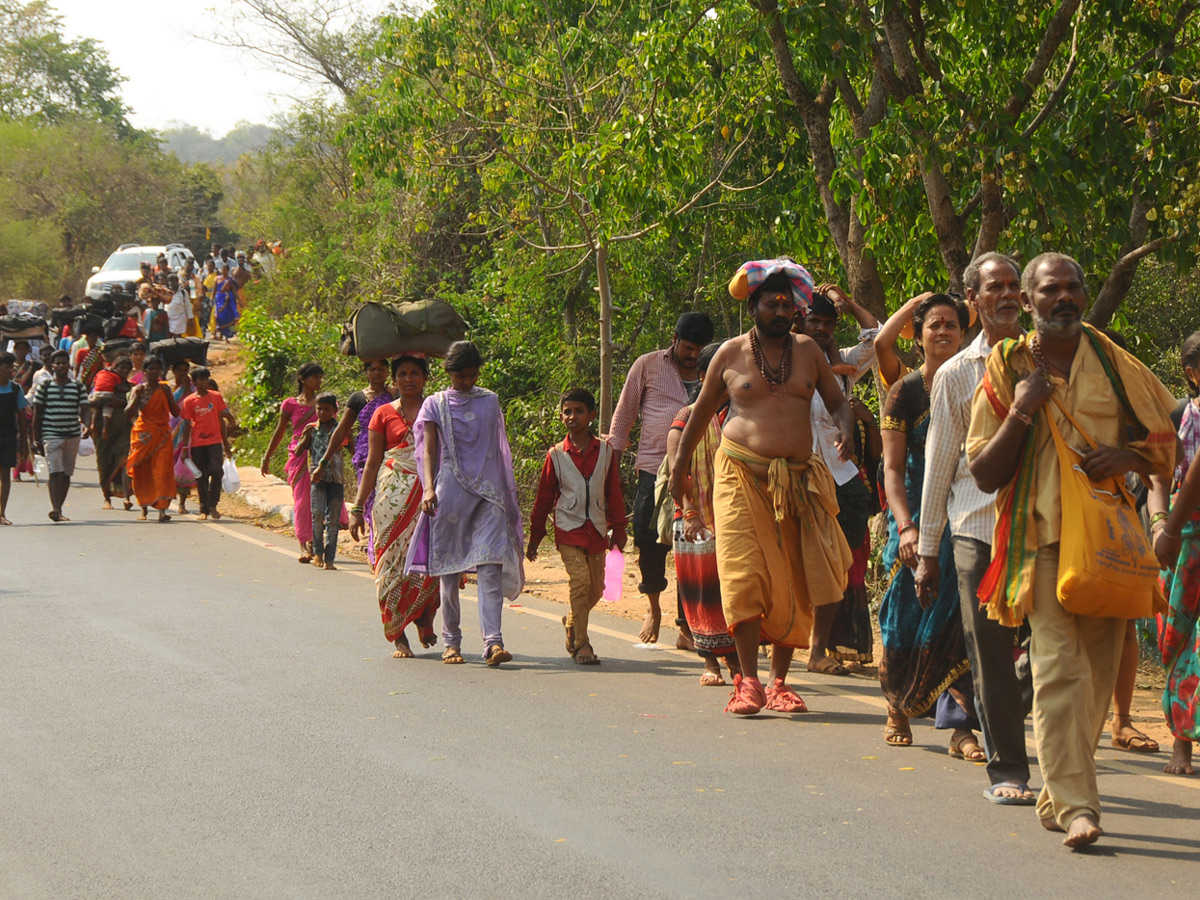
[127,386,175,510]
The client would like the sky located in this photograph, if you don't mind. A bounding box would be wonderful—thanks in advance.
[52,0,386,136]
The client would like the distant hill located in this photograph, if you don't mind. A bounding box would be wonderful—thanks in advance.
[159,121,274,165]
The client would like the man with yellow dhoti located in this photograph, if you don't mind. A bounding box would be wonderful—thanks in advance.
[670,259,854,716]
[967,253,1176,849]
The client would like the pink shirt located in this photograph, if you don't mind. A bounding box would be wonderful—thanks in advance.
[608,348,692,474]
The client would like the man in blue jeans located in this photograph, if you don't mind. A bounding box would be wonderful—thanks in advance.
[608,312,714,644]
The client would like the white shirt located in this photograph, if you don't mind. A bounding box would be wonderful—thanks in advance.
[917,329,1022,556]
[166,289,190,335]
[810,327,879,485]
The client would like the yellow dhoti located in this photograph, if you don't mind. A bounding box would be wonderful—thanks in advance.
[713,436,852,648]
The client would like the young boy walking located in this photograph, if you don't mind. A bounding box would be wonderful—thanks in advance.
[178,367,232,521]
[527,388,627,665]
[297,392,344,570]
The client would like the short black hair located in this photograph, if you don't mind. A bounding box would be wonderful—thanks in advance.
[1182,331,1200,397]
[190,366,211,380]
[51,349,70,363]
[316,392,338,408]
[444,341,484,373]
[807,290,837,320]
[674,312,715,346]
[392,354,430,379]
[130,341,146,353]
[0,352,14,366]
[560,388,596,412]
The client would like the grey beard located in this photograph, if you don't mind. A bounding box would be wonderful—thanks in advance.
[1032,311,1082,340]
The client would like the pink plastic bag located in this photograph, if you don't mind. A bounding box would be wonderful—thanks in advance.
[602,547,624,603]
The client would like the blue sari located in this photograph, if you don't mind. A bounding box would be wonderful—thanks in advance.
[213,277,239,338]
[878,371,976,724]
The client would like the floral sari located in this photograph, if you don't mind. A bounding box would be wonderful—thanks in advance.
[372,442,439,645]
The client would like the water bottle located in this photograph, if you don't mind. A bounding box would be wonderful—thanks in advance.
[602,547,624,603]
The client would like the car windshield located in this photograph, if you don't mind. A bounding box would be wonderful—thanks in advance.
[100,251,159,272]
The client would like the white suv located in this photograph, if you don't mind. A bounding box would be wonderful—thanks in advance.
[85,243,196,300]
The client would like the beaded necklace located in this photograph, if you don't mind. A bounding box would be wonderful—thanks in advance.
[749,329,792,398]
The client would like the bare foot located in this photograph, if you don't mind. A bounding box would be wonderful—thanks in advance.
[1164,738,1196,776]
[197,513,208,521]
[0,516,11,525]
[392,637,414,659]
[806,654,849,676]
[676,631,696,652]
[324,562,337,571]
[1063,814,1103,848]
[137,510,148,521]
[1040,817,1065,834]
[102,500,113,510]
[639,610,661,644]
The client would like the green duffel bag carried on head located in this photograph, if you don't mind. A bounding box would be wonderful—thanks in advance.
[340,299,467,360]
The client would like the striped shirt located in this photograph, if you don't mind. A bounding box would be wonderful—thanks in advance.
[33,377,86,439]
[608,349,692,474]
[917,329,1015,555]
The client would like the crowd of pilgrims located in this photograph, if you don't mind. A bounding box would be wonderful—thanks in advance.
[2,250,1199,847]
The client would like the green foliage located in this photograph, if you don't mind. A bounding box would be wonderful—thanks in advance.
[0,0,131,133]
[0,118,231,299]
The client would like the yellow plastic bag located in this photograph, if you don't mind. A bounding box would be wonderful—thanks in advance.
[1046,400,1160,618]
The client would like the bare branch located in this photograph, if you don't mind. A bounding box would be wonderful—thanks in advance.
[1004,0,1082,119]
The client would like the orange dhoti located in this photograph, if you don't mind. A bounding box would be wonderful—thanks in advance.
[127,388,175,511]
[713,437,852,648]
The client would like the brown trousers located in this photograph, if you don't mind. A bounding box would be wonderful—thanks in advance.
[560,544,605,653]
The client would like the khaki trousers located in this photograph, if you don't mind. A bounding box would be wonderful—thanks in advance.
[560,544,605,652]
[1029,546,1125,828]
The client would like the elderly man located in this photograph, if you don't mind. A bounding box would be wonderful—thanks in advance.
[670,260,853,715]
[799,284,879,674]
[915,252,1035,805]
[609,311,715,644]
[967,252,1176,848]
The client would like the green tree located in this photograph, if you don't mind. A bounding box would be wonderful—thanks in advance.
[746,0,1200,323]
[0,0,131,132]
[355,0,786,425]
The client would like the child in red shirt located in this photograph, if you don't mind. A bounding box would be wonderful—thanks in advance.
[527,388,626,665]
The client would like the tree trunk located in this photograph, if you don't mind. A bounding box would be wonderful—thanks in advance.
[596,243,614,430]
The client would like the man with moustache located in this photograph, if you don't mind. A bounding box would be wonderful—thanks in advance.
[670,260,853,715]
[967,253,1176,848]
[610,311,715,645]
[914,252,1036,806]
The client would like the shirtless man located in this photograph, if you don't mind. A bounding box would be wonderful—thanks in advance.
[670,261,855,714]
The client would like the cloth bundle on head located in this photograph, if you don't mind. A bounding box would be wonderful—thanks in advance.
[728,259,814,314]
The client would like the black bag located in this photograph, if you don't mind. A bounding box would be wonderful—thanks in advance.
[103,337,136,355]
[0,313,47,332]
[149,337,208,367]
[51,306,88,327]
[90,298,116,319]
[102,316,127,340]
[340,299,467,360]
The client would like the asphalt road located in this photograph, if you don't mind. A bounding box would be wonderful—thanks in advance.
[2,462,1197,900]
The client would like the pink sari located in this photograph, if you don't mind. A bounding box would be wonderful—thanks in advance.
[282,397,347,546]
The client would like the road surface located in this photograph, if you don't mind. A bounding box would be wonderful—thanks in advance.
[1,463,1196,899]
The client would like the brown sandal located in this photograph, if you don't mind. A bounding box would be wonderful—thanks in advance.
[442,646,464,665]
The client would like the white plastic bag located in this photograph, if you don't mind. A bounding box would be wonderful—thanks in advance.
[33,454,49,480]
[222,457,241,494]
[77,436,95,457]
